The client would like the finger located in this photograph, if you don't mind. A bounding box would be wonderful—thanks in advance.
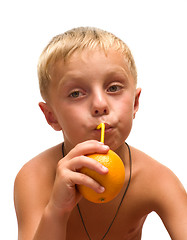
[68,155,108,174]
[67,140,109,158]
[69,171,105,194]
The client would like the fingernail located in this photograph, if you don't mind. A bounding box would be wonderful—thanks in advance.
[102,145,109,150]
[99,186,105,193]
[102,165,108,172]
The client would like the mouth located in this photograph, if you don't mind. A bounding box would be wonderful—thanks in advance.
[91,122,114,142]
[94,123,112,132]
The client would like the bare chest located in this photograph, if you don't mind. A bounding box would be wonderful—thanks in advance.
[66,197,148,240]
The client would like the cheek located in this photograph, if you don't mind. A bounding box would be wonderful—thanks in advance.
[116,96,135,132]
[58,107,83,130]
[114,95,135,118]
[57,106,87,145]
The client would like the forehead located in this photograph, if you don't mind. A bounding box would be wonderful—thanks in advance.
[50,48,134,85]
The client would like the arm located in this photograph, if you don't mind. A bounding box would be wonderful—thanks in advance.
[14,158,70,240]
[153,166,187,240]
[33,204,69,240]
[14,141,109,240]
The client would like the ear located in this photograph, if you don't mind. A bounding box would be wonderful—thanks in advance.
[133,88,141,119]
[39,102,62,131]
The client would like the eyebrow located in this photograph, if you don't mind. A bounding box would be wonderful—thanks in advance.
[59,72,86,87]
[105,68,129,79]
[59,66,130,87]
[102,67,131,85]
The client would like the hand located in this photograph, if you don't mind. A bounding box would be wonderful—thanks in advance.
[48,140,109,214]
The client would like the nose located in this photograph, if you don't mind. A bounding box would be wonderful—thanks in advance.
[91,91,109,117]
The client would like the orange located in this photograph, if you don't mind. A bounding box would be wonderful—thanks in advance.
[77,149,125,203]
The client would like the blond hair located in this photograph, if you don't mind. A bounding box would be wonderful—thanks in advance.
[38,27,137,101]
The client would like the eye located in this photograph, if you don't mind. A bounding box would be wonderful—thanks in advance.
[69,91,80,98]
[107,84,122,93]
[69,90,85,98]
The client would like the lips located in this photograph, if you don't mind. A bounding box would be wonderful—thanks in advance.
[94,123,112,131]
[104,123,111,130]
[92,123,113,142]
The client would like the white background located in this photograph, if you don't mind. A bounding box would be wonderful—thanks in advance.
[0,0,186,239]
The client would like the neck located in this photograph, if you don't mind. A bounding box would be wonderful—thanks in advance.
[114,142,128,166]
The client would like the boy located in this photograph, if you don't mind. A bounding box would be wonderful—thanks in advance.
[14,27,187,240]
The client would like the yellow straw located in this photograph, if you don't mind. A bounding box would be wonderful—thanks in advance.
[97,123,105,143]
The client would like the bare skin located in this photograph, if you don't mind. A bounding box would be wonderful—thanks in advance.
[14,143,187,240]
[14,48,187,240]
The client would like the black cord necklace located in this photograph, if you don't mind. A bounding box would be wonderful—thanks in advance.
[62,142,132,240]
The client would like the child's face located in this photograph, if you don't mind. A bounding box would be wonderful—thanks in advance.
[42,48,141,152]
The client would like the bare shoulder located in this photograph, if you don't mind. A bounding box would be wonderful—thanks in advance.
[130,146,186,201]
[14,143,63,238]
[14,143,63,189]
[130,146,187,239]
